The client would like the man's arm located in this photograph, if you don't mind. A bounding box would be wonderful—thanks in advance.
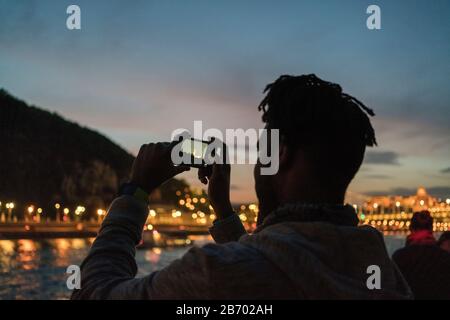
[209,214,247,243]
[71,141,247,299]
[71,195,149,299]
[71,142,192,299]
[198,160,248,243]
[71,194,215,299]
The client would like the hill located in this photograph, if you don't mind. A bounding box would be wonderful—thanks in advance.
[0,89,187,218]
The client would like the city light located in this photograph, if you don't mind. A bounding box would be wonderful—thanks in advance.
[239,214,247,222]
[362,188,450,232]
[75,206,85,216]
[3,188,445,235]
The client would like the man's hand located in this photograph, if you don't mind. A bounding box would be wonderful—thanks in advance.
[130,142,190,193]
[198,163,234,219]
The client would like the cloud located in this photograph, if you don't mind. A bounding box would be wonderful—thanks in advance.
[364,151,400,165]
[440,167,450,174]
[366,186,450,199]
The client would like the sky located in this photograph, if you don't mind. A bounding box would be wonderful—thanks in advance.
[1,0,449,203]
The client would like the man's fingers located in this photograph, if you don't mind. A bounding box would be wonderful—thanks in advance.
[198,166,211,185]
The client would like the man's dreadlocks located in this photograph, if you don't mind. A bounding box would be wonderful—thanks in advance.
[258,74,377,147]
[258,74,377,182]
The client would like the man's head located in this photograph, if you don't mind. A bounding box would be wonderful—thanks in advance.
[410,210,433,232]
[437,231,450,253]
[254,74,376,224]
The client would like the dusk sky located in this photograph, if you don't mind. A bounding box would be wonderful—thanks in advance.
[1,0,449,203]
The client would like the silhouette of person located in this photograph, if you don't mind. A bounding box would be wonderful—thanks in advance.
[72,74,412,300]
[405,211,436,246]
[393,211,450,299]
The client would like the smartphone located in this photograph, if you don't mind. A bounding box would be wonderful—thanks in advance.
[176,137,213,168]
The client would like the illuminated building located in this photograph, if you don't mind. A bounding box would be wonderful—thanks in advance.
[361,187,450,232]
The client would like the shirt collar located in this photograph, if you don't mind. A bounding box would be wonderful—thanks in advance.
[254,202,359,233]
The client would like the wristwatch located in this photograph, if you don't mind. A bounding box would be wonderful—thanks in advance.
[118,182,150,205]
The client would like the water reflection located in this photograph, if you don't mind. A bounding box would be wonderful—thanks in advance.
[0,237,197,299]
[0,240,15,255]
[17,240,38,270]
[145,248,162,265]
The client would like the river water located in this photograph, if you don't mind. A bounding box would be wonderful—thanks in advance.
[0,234,407,300]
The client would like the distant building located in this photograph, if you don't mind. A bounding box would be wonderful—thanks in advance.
[362,187,450,232]
[365,187,441,214]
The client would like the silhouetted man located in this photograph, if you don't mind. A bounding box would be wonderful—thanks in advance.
[72,74,412,300]
[393,211,450,299]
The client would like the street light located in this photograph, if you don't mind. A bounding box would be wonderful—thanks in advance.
[27,205,35,222]
[55,203,61,222]
[75,206,85,221]
[63,208,70,222]
[97,209,105,222]
[36,208,43,223]
[6,202,14,222]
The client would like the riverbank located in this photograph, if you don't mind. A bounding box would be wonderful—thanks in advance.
[0,222,210,240]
